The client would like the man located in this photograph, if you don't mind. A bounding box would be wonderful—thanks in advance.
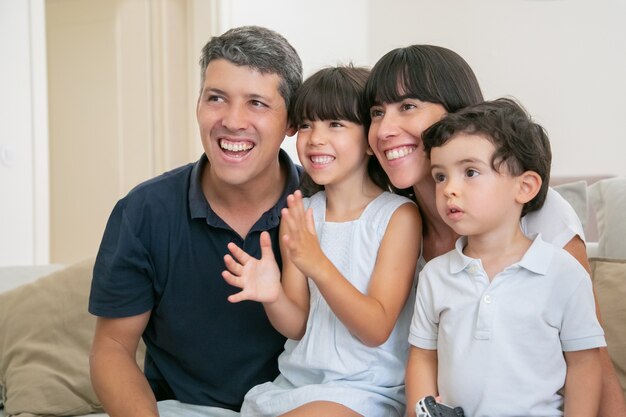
[89,26,303,417]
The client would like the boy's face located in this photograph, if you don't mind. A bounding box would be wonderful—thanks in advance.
[196,59,292,189]
[430,133,524,238]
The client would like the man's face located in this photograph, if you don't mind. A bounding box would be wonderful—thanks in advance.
[196,59,290,188]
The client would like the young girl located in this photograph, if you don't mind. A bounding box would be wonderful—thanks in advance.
[222,65,422,417]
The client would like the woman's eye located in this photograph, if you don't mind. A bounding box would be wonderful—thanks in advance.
[251,100,267,108]
[401,103,416,111]
[370,108,383,118]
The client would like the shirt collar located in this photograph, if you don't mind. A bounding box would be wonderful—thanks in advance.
[448,234,552,276]
[188,149,301,225]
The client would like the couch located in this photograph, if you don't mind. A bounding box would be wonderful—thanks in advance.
[1,177,625,417]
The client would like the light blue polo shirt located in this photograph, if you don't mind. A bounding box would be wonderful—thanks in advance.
[409,235,606,417]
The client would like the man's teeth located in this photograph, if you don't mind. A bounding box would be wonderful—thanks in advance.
[311,155,334,164]
[220,140,253,152]
[385,146,415,161]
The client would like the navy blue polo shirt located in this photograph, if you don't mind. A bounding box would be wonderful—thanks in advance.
[89,150,301,411]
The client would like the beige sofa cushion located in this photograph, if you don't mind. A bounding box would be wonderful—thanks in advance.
[0,258,144,417]
[590,257,626,399]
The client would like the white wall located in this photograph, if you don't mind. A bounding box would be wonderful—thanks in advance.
[367,0,626,177]
[0,0,49,265]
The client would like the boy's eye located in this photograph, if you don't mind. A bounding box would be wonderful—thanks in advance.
[432,172,446,183]
[466,169,480,178]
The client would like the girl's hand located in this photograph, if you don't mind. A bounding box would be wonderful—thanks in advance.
[222,231,281,303]
[281,191,324,278]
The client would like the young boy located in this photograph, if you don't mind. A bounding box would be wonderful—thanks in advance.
[406,98,606,417]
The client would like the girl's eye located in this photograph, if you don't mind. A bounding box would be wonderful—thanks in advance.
[401,102,416,111]
[329,121,344,128]
[298,123,311,130]
[466,169,480,178]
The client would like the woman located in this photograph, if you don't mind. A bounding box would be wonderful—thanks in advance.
[363,44,625,416]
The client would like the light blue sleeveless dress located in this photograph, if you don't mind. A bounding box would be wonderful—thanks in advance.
[241,191,418,417]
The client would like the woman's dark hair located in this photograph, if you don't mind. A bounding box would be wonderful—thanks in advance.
[423,97,552,217]
[362,45,485,199]
[292,65,390,196]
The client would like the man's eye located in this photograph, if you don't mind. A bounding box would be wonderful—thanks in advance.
[251,100,266,108]
[207,95,223,102]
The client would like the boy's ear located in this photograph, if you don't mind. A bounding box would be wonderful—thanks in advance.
[516,171,542,204]
[286,124,297,137]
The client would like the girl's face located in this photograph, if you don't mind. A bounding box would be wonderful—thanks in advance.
[296,119,371,188]
[368,98,446,189]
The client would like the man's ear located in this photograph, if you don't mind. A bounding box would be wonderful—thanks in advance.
[286,124,297,137]
[516,171,542,204]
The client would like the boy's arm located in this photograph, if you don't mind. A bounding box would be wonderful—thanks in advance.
[405,346,438,417]
[563,236,626,416]
[563,348,602,417]
[90,312,158,417]
[223,230,309,339]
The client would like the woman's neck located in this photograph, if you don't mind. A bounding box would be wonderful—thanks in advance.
[413,178,458,261]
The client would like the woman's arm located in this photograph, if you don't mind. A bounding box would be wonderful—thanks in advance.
[281,192,422,346]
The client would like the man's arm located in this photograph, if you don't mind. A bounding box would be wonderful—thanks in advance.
[563,236,626,416]
[90,312,157,417]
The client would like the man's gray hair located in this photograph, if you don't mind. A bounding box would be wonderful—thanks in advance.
[199,25,303,118]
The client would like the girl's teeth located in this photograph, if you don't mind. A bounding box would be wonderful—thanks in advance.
[311,155,334,164]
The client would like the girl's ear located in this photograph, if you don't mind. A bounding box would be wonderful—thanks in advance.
[366,145,374,156]
[516,171,542,204]
[286,124,297,137]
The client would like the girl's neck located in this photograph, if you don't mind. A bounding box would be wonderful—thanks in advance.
[324,177,382,222]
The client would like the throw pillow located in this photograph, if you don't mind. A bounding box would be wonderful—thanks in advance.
[553,180,588,230]
[0,258,145,417]
[588,177,626,259]
[590,257,626,399]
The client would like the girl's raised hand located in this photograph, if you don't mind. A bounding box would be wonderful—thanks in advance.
[281,191,324,277]
[222,231,281,303]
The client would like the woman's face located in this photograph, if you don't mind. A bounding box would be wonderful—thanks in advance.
[368,98,447,189]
